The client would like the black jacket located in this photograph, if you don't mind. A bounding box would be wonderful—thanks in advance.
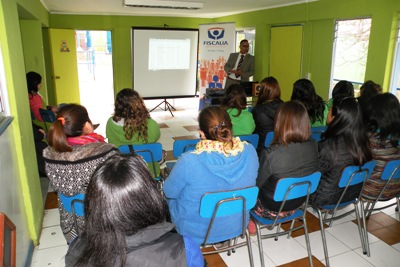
[65,222,188,267]
[311,136,362,207]
[251,99,283,153]
[256,139,319,211]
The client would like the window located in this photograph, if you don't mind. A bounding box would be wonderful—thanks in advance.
[389,19,400,101]
[236,29,255,55]
[0,45,12,135]
[330,18,372,97]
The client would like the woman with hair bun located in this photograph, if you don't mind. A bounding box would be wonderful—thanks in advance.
[163,105,258,245]
[65,154,204,267]
[43,104,118,243]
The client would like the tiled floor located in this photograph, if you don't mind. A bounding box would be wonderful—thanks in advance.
[31,97,400,267]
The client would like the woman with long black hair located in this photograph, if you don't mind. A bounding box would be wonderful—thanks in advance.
[311,97,372,206]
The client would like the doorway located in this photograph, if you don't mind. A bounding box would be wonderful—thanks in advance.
[269,25,303,101]
[75,30,114,137]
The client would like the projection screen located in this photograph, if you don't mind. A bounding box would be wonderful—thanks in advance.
[132,27,199,99]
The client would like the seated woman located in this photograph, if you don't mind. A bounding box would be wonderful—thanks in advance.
[291,79,327,127]
[32,123,48,177]
[362,93,400,200]
[43,104,118,243]
[27,71,57,122]
[106,88,160,147]
[65,154,204,267]
[163,106,258,245]
[251,76,284,153]
[221,84,255,135]
[357,80,382,124]
[325,80,354,119]
[251,101,318,226]
[311,97,372,207]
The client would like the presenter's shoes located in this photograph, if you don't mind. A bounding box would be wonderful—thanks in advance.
[247,220,256,236]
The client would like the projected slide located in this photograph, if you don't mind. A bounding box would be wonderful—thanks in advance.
[132,28,199,99]
[149,38,190,70]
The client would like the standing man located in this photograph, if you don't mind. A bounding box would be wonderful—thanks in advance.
[224,39,255,89]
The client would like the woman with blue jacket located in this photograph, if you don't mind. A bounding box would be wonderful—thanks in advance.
[163,106,258,245]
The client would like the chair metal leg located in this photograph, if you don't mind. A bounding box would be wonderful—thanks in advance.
[359,201,370,256]
[255,223,265,267]
[274,223,281,241]
[354,203,368,255]
[302,216,314,267]
[287,219,296,239]
[316,209,330,267]
[245,230,255,267]
[365,202,374,219]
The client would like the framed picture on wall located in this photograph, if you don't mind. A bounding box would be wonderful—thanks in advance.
[0,212,16,267]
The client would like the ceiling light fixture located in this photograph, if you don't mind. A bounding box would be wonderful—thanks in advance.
[124,0,203,10]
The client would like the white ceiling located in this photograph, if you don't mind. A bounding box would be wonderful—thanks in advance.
[40,0,313,18]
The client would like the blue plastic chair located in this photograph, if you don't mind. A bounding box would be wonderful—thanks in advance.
[39,108,56,132]
[59,193,85,237]
[311,126,327,142]
[164,139,200,175]
[172,139,200,158]
[119,143,164,183]
[264,131,274,148]
[250,172,321,267]
[237,134,259,149]
[200,186,258,267]
[361,159,400,219]
[313,160,376,267]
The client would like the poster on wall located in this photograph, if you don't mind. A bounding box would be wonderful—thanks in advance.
[198,23,235,109]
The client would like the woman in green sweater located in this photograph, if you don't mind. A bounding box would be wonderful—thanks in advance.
[106,88,160,147]
[221,84,255,135]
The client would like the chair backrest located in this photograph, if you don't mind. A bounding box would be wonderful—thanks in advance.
[311,126,327,133]
[381,159,400,181]
[321,160,376,211]
[119,143,163,178]
[39,108,56,123]
[273,172,321,202]
[338,160,376,188]
[173,139,200,158]
[200,186,259,218]
[311,126,327,142]
[200,186,259,245]
[264,131,274,148]
[59,193,85,217]
[237,134,259,149]
[119,143,163,162]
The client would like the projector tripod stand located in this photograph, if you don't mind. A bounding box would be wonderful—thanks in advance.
[149,98,176,117]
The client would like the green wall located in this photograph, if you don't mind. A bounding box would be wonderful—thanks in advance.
[215,0,400,100]
[49,15,214,96]
[2,0,400,253]
[47,0,400,100]
[0,0,49,247]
